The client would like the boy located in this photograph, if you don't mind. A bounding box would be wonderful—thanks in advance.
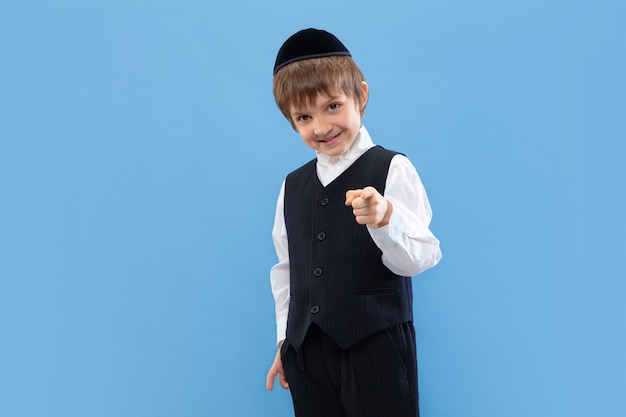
[266,28,442,417]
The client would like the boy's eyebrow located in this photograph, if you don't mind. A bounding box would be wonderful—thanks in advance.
[289,93,346,116]
[324,94,343,102]
[290,109,307,117]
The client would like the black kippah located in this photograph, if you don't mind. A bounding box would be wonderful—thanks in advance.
[273,28,351,75]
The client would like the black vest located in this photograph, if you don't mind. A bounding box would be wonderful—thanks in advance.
[284,146,413,351]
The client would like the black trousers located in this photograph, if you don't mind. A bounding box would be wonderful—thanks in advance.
[281,322,419,417]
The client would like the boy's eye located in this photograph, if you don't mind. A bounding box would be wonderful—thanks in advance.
[328,103,340,111]
[297,115,310,122]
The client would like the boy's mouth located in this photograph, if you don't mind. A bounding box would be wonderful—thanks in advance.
[319,132,340,143]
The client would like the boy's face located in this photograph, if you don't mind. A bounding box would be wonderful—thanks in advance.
[289,82,368,157]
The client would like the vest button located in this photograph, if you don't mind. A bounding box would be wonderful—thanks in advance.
[310,306,320,314]
[313,267,323,277]
[320,197,329,206]
[317,232,326,241]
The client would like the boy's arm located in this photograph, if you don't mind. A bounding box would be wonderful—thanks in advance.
[346,155,442,277]
[267,182,290,391]
[270,181,290,347]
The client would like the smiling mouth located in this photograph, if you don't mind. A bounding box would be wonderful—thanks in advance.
[319,132,340,143]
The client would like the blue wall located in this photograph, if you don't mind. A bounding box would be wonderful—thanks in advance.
[1,1,624,416]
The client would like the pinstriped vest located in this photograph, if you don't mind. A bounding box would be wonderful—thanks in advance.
[284,146,413,351]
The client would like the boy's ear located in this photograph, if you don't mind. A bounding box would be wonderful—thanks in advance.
[361,81,369,108]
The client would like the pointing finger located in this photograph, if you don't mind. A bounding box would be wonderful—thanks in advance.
[345,189,361,206]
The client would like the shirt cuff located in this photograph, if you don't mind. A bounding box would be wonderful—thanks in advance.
[276,317,287,348]
[367,199,411,249]
[367,222,396,248]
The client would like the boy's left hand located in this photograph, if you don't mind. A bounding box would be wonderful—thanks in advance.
[345,186,393,228]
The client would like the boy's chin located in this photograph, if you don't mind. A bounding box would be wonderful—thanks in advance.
[315,142,351,157]
[317,149,345,157]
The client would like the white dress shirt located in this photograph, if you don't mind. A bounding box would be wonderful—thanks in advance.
[270,126,442,345]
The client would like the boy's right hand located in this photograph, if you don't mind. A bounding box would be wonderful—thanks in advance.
[266,348,289,390]
[345,186,392,228]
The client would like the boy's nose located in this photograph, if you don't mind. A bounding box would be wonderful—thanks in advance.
[313,118,332,136]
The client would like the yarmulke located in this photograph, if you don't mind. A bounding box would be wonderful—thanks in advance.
[273,28,351,75]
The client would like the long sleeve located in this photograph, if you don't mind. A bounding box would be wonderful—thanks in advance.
[269,181,290,346]
[367,154,442,277]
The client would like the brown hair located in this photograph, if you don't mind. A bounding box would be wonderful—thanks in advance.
[273,55,367,129]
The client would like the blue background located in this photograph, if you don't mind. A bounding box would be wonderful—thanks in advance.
[1,1,624,416]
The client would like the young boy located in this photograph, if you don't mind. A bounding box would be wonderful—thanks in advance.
[265,28,442,417]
